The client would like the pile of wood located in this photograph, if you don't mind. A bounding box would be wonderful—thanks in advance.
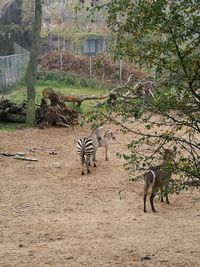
[0,98,27,123]
[0,94,80,128]
[38,88,80,128]
[40,52,89,77]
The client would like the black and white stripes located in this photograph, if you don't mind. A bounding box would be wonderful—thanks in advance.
[76,126,116,175]
[77,137,96,175]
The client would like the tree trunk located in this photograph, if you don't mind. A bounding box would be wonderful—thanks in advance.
[26,0,42,126]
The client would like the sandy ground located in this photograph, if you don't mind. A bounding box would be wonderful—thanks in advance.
[0,124,200,267]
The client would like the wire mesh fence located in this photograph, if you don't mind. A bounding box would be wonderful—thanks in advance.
[0,43,29,94]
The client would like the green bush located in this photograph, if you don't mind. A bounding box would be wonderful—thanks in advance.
[37,71,101,89]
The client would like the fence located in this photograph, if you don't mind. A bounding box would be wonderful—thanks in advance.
[0,43,29,94]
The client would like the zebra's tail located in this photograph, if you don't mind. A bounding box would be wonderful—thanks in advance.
[77,137,86,175]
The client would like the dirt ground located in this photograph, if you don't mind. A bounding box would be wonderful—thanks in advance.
[0,124,200,267]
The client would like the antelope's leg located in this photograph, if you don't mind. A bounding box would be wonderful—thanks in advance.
[143,184,149,213]
[150,192,156,212]
[144,194,147,212]
[160,189,164,202]
[166,194,170,204]
[105,146,108,161]
[164,186,170,204]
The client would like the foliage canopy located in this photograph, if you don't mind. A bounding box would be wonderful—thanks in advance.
[91,0,200,191]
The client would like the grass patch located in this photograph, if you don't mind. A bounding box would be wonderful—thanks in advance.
[4,82,108,113]
[0,123,27,132]
[38,72,101,89]
[1,76,108,131]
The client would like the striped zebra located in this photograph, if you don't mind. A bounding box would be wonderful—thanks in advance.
[98,129,116,161]
[77,127,103,175]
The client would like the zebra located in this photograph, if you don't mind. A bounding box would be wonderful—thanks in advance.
[77,126,103,175]
[88,126,103,164]
[77,137,95,175]
[98,129,116,161]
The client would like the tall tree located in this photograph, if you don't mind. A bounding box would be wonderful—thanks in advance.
[26,0,42,125]
[91,0,200,191]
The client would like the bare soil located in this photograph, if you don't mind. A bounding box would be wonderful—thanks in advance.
[0,124,200,267]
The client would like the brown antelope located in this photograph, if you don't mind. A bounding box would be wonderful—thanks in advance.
[143,147,177,212]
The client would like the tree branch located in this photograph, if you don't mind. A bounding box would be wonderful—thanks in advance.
[103,113,200,151]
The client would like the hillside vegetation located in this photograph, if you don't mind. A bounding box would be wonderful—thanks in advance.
[39,52,145,88]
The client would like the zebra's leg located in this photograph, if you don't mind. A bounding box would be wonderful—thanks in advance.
[92,147,97,167]
[81,154,85,175]
[85,155,91,174]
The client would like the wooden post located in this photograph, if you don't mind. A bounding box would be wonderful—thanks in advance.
[89,56,92,78]
[119,60,122,84]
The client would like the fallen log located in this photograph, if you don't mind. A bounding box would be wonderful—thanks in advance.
[43,87,110,107]
[3,113,26,123]
[13,155,38,161]
[0,99,27,123]
[0,152,37,161]
[0,152,26,157]
[41,79,152,108]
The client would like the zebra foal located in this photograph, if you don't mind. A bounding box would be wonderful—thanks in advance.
[98,129,116,161]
